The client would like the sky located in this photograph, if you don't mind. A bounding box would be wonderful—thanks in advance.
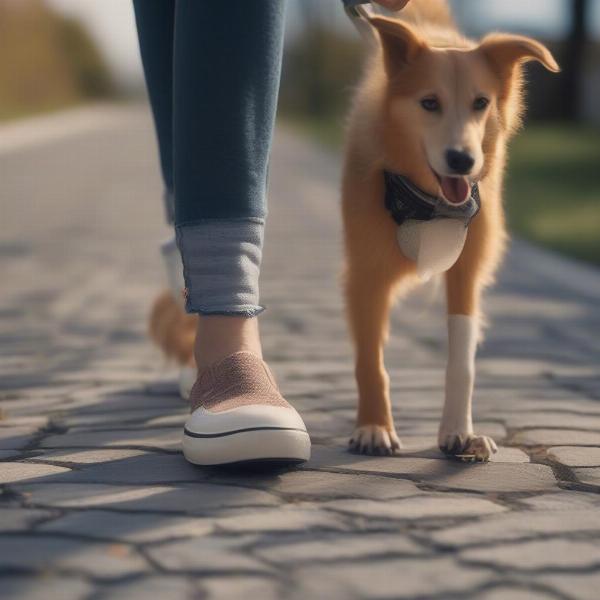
[47,0,600,86]
[47,0,142,86]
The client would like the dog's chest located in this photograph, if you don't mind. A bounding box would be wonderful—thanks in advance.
[397,219,468,282]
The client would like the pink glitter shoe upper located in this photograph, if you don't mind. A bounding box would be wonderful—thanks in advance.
[189,351,291,413]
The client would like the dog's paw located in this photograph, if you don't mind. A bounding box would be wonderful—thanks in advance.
[439,433,498,463]
[349,425,401,456]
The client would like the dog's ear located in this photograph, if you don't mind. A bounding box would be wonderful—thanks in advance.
[479,33,560,74]
[369,16,425,72]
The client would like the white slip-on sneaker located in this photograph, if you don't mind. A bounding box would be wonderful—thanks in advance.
[182,351,311,466]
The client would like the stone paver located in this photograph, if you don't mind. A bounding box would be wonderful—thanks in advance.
[146,535,269,574]
[511,429,600,447]
[428,510,600,547]
[36,452,207,484]
[211,469,421,500]
[547,445,600,467]
[323,495,506,521]
[0,576,92,600]
[0,535,148,579]
[571,467,600,489]
[477,589,559,600]
[201,577,281,600]
[0,507,54,532]
[521,491,600,511]
[461,539,600,571]
[529,573,600,600]
[1,104,600,598]
[0,461,71,484]
[39,509,213,542]
[16,482,280,512]
[26,447,149,465]
[39,427,182,451]
[256,532,427,564]
[291,557,490,599]
[0,427,39,450]
[214,505,349,533]
[94,577,197,600]
[308,446,558,493]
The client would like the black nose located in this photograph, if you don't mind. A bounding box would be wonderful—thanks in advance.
[446,149,475,174]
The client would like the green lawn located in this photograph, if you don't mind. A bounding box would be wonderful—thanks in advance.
[287,117,600,266]
[505,125,600,265]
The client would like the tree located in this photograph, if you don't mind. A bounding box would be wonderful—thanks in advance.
[563,0,588,121]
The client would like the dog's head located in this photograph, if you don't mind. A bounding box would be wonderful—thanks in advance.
[370,17,559,204]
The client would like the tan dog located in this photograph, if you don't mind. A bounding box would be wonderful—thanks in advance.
[342,0,559,459]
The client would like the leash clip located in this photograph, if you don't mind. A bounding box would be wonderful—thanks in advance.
[342,0,379,45]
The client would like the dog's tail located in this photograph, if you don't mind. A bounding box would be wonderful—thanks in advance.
[148,290,197,366]
[397,0,455,29]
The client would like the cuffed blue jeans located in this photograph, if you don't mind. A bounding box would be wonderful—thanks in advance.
[133,1,286,315]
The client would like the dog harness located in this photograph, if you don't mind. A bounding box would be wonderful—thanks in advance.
[384,172,481,228]
[384,172,482,282]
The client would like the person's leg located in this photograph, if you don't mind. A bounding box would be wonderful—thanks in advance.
[132,0,176,223]
[170,1,309,465]
[173,1,286,371]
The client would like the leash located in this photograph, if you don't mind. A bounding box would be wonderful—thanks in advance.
[342,0,379,45]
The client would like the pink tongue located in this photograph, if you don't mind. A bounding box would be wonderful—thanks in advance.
[440,176,470,205]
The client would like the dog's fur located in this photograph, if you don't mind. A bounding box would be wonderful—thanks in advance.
[148,290,196,368]
[343,0,558,459]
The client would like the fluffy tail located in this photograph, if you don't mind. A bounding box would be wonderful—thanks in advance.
[148,290,197,366]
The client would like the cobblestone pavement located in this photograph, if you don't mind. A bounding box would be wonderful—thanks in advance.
[1,105,600,599]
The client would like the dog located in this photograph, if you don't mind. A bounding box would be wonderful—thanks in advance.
[149,290,196,366]
[148,290,197,395]
[342,0,559,460]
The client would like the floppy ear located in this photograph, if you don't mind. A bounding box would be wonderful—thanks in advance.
[480,33,560,74]
[369,16,425,72]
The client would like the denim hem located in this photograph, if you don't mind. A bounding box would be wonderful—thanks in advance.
[185,306,266,317]
[176,219,265,317]
[175,216,266,228]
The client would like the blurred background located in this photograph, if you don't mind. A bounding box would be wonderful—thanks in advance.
[1,0,599,265]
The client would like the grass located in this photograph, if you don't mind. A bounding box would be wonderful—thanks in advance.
[505,124,600,265]
[285,116,600,266]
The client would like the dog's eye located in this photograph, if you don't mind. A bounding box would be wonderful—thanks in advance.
[473,96,490,111]
[420,97,441,112]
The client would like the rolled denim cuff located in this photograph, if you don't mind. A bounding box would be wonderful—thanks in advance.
[175,218,265,316]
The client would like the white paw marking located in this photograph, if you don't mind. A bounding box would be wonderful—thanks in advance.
[349,425,402,456]
[439,433,498,463]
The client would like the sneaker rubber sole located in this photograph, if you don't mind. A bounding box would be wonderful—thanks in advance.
[183,426,311,466]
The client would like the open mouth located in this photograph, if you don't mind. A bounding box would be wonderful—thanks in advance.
[433,172,472,206]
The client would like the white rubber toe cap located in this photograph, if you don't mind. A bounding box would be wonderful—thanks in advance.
[183,405,310,466]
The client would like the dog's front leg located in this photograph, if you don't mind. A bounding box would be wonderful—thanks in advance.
[346,269,401,455]
[439,251,498,462]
